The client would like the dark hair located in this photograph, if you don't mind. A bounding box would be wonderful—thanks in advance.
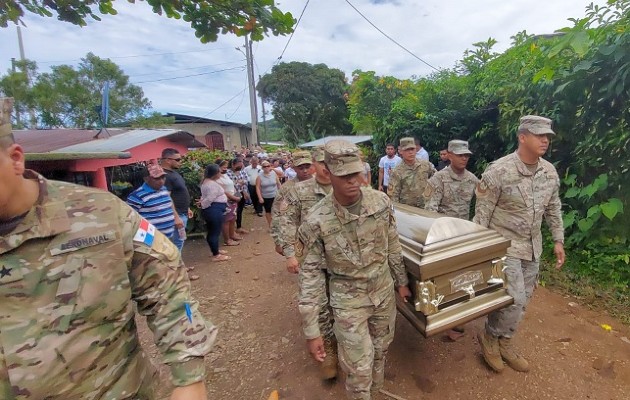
[204,164,220,179]
[385,143,395,148]
[218,159,229,167]
[232,157,242,166]
[414,137,422,146]
[161,148,179,158]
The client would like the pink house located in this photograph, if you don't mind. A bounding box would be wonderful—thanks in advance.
[14,128,205,190]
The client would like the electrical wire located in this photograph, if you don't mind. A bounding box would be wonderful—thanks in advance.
[227,85,248,119]
[37,47,233,64]
[132,66,245,84]
[277,0,310,62]
[128,59,246,78]
[343,0,440,71]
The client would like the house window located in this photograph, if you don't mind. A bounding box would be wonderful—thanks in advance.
[205,131,225,150]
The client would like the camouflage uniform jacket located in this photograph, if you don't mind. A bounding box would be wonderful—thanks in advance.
[296,188,408,339]
[270,178,301,246]
[274,177,331,258]
[424,166,479,220]
[473,152,564,260]
[388,159,435,208]
[0,171,217,400]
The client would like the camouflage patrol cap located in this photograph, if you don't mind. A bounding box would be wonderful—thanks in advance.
[292,150,312,167]
[400,137,416,150]
[312,146,325,162]
[324,140,364,177]
[518,115,555,136]
[448,139,472,155]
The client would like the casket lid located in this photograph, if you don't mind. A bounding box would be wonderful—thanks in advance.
[394,203,489,246]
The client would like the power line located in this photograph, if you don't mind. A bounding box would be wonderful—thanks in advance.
[227,85,248,119]
[343,0,440,72]
[277,0,311,62]
[254,0,310,87]
[37,47,233,64]
[194,89,248,122]
[132,66,245,84]
[128,59,245,77]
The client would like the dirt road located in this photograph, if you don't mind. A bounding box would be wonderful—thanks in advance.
[140,213,630,400]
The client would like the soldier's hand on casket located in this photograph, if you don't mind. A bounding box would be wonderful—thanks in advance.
[286,256,299,274]
[397,285,412,302]
[306,336,326,362]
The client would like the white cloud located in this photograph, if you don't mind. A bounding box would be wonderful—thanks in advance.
[0,0,607,124]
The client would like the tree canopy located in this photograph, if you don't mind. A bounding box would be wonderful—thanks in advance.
[0,52,152,128]
[1,0,295,42]
[347,0,629,291]
[257,62,352,146]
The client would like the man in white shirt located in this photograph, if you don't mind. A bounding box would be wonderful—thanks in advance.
[244,156,263,216]
[415,137,430,161]
[378,143,402,193]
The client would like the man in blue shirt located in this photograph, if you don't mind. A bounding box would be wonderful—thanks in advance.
[127,164,176,239]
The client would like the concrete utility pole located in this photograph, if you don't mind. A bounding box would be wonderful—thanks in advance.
[1,98,14,138]
[244,35,259,145]
[259,74,268,145]
[10,58,21,127]
[16,25,37,127]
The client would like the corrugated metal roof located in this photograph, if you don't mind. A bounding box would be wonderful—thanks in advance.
[13,128,129,153]
[298,135,372,148]
[51,129,204,153]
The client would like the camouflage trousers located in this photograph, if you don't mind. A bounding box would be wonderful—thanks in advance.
[334,293,396,400]
[319,270,334,340]
[486,256,539,338]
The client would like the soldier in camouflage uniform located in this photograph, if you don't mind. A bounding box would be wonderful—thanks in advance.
[297,140,411,400]
[0,98,216,400]
[272,147,339,380]
[423,140,479,220]
[388,137,435,208]
[270,150,313,255]
[474,115,565,373]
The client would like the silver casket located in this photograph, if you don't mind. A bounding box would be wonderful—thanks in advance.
[394,203,513,337]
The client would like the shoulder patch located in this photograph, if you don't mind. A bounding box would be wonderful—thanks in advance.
[133,218,156,246]
[423,184,433,198]
[295,237,304,258]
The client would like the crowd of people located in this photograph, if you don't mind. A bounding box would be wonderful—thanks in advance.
[0,93,566,400]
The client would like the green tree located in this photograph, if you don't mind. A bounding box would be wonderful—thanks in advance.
[0,59,37,128]
[257,62,352,146]
[1,0,295,42]
[28,52,151,128]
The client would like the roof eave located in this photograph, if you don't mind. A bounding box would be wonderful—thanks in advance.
[25,152,132,161]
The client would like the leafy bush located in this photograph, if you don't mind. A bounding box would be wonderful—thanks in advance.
[179,148,232,232]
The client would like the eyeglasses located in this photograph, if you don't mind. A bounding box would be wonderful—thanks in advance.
[150,176,167,180]
[166,158,182,162]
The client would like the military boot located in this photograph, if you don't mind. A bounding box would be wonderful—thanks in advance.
[477,331,504,372]
[320,337,338,380]
[498,337,530,372]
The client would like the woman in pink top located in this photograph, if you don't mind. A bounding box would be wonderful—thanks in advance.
[199,164,230,262]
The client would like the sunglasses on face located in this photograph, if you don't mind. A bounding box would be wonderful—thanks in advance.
[166,158,182,162]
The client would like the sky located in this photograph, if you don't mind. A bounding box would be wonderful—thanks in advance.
[0,0,606,125]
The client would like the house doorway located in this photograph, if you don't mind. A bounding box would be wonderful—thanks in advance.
[205,131,225,150]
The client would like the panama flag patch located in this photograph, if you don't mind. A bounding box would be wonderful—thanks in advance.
[133,218,156,247]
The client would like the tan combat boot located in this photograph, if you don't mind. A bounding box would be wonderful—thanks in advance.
[320,337,338,380]
[477,331,504,372]
[498,337,530,372]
